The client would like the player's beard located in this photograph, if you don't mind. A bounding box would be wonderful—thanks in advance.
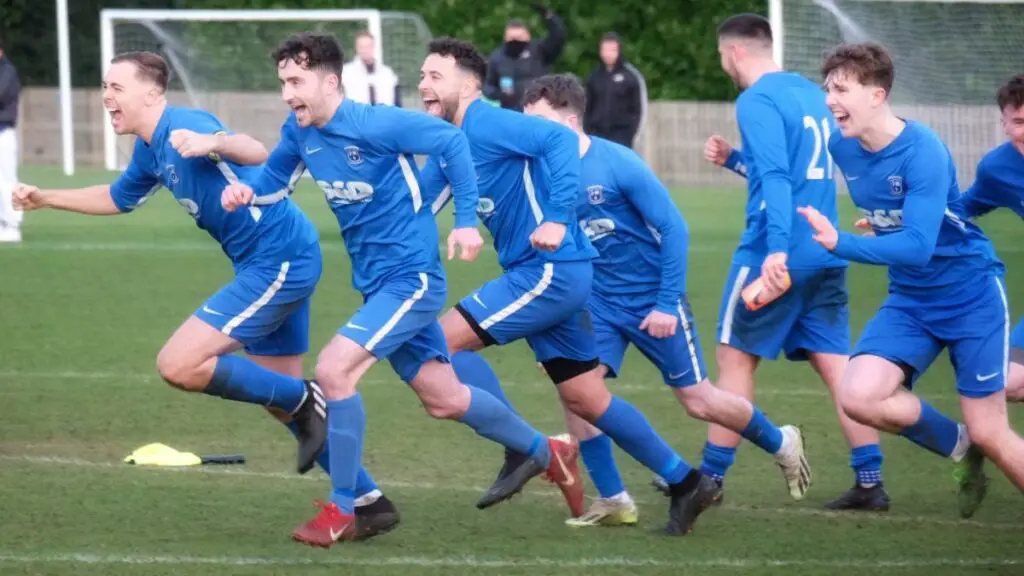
[440,94,460,123]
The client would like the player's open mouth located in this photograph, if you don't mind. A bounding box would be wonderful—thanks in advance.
[422,98,441,115]
[833,110,850,124]
[106,107,123,124]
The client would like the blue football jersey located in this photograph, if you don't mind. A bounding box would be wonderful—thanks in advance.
[250,98,480,296]
[732,72,846,271]
[110,105,318,266]
[962,141,1024,220]
[459,99,597,270]
[829,120,1003,297]
[577,137,687,313]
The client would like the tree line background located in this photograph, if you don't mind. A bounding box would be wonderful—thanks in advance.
[1,0,1013,104]
[1,0,761,100]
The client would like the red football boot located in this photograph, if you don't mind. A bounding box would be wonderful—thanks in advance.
[292,501,356,548]
[545,434,585,518]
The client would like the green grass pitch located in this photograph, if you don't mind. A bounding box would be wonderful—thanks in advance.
[0,165,1021,575]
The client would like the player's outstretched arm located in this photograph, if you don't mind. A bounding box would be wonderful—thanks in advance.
[804,139,948,267]
[13,183,121,215]
[477,110,580,226]
[960,159,1000,220]
[362,106,479,229]
[244,118,306,207]
[167,129,266,165]
[618,152,688,314]
[170,129,269,166]
[737,93,792,256]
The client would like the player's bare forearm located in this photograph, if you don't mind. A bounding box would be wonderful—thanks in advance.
[213,133,269,165]
[42,185,121,215]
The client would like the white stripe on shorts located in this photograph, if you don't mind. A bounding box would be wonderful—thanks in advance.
[479,263,554,331]
[719,266,751,345]
[222,261,290,336]
[995,275,1010,389]
[678,301,703,382]
[365,273,429,352]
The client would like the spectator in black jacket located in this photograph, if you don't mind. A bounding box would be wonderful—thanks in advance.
[584,33,647,149]
[483,4,566,110]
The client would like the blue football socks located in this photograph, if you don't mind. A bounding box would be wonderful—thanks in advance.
[205,355,307,413]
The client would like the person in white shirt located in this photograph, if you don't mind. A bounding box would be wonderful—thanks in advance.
[341,31,401,107]
[0,41,22,243]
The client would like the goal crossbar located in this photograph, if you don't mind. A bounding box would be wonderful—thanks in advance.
[99,8,386,171]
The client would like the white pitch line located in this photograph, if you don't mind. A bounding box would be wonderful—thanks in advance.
[0,240,732,254]
[0,551,1018,569]
[0,369,965,399]
[1,454,1017,531]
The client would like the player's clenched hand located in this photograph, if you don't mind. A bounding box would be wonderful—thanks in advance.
[704,135,733,166]
[170,129,221,159]
[530,222,566,251]
[797,205,839,250]
[854,218,875,236]
[448,227,484,262]
[221,183,254,212]
[762,252,789,292]
[639,309,678,339]
[12,183,45,211]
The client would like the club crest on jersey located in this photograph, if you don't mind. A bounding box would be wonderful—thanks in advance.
[345,146,364,166]
[165,164,179,186]
[587,185,606,205]
[477,197,496,219]
[888,175,904,197]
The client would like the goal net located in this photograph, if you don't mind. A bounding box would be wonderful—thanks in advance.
[773,0,1024,183]
[99,9,433,170]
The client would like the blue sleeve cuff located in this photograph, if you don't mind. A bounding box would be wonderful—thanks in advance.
[454,212,478,229]
[544,206,572,225]
[832,231,856,258]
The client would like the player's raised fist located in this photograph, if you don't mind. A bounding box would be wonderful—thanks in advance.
[12,183,45,211]
[704,135,733,166]
[529,221,566,252]
[221,182,254,212]
[448,227,485,262]
[170,129,222,159]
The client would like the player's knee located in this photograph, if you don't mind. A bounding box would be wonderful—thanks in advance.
[155,350,202,391]
[681,394,713,421]
[313,357,356,398]
[963,413,1009,454]
[557,377,610,422]
[836,387,878,427]
[422,398,463,420]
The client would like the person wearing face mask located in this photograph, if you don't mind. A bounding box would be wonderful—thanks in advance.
[341,31,402,107]
[482,3,566,111]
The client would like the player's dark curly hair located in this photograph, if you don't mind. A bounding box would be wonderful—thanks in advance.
[996,75,1024,112]
[523,74,586,116]
[427,37,487,83]
[271,32,344,78]
[821,42,895,95]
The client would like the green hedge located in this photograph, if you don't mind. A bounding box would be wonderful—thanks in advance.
[1,0,765,100]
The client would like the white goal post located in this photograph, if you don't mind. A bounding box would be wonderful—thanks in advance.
[99,9,431,171]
